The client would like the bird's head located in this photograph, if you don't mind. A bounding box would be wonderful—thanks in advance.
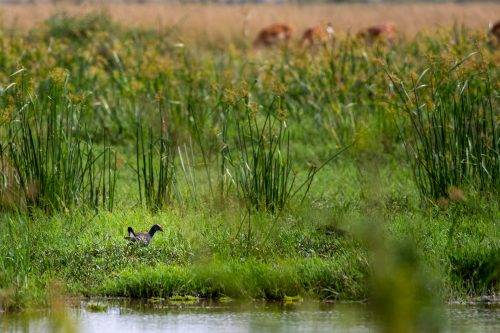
[154,224,164,232]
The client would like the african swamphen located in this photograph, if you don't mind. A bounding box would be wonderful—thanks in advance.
[125,224,164,245]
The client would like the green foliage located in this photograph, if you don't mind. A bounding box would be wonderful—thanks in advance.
[0,13,499,313]
[101,257,367,300]
[389,53,499,200]
[136,119,178,212]
[221,104,296,213]
[218,97,348,213]
[0,69,117,212]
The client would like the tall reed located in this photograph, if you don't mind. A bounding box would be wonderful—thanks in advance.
[0,69,117,212]
[220,96,348,213]
[135,111,178,212]
[388,53,499,200]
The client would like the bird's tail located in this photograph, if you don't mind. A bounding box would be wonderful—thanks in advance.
[127,227,135,237]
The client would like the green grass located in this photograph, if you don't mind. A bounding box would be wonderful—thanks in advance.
[389,52,499,200]
[0,12,499,314]
[0,166,498,310]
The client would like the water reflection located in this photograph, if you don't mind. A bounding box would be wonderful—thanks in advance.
[446,305,500,332]
[1,299,499,333]
[75,300,371,333]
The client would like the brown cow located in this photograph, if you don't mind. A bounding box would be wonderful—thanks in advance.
[254,23,293,47]
[300,22,335,48]
[357,23,397,44]
[489,20,500,46]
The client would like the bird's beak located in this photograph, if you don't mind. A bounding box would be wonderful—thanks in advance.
[158,225,164,232]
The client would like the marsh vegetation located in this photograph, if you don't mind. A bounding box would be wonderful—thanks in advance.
[0,6,499,331]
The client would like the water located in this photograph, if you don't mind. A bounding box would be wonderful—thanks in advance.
[1,299,499,333]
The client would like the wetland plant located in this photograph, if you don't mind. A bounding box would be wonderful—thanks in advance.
[389,53,499,201]
[135,118,178,212]
[0,69,117,212]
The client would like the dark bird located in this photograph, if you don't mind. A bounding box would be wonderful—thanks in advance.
[125,224,164,245]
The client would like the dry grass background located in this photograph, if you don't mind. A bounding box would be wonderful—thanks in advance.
[0,3,498,42]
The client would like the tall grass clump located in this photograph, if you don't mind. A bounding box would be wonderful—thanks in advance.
[135,115,178,212]
[226,106,295,213]
[389,53,499,201]
[220,96,346,213]
[218,95,300,213]
[0,69,117,212]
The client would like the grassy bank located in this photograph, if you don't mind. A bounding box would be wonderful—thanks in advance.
[1,168,498,311]
[0,10,499,313]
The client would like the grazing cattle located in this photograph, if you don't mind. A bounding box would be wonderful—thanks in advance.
[254,23,293,47]
[489,20,500,45]
[357,23,397,44]
[300,22,335,48]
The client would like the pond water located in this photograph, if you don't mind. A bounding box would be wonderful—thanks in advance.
[1,299,499,333]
